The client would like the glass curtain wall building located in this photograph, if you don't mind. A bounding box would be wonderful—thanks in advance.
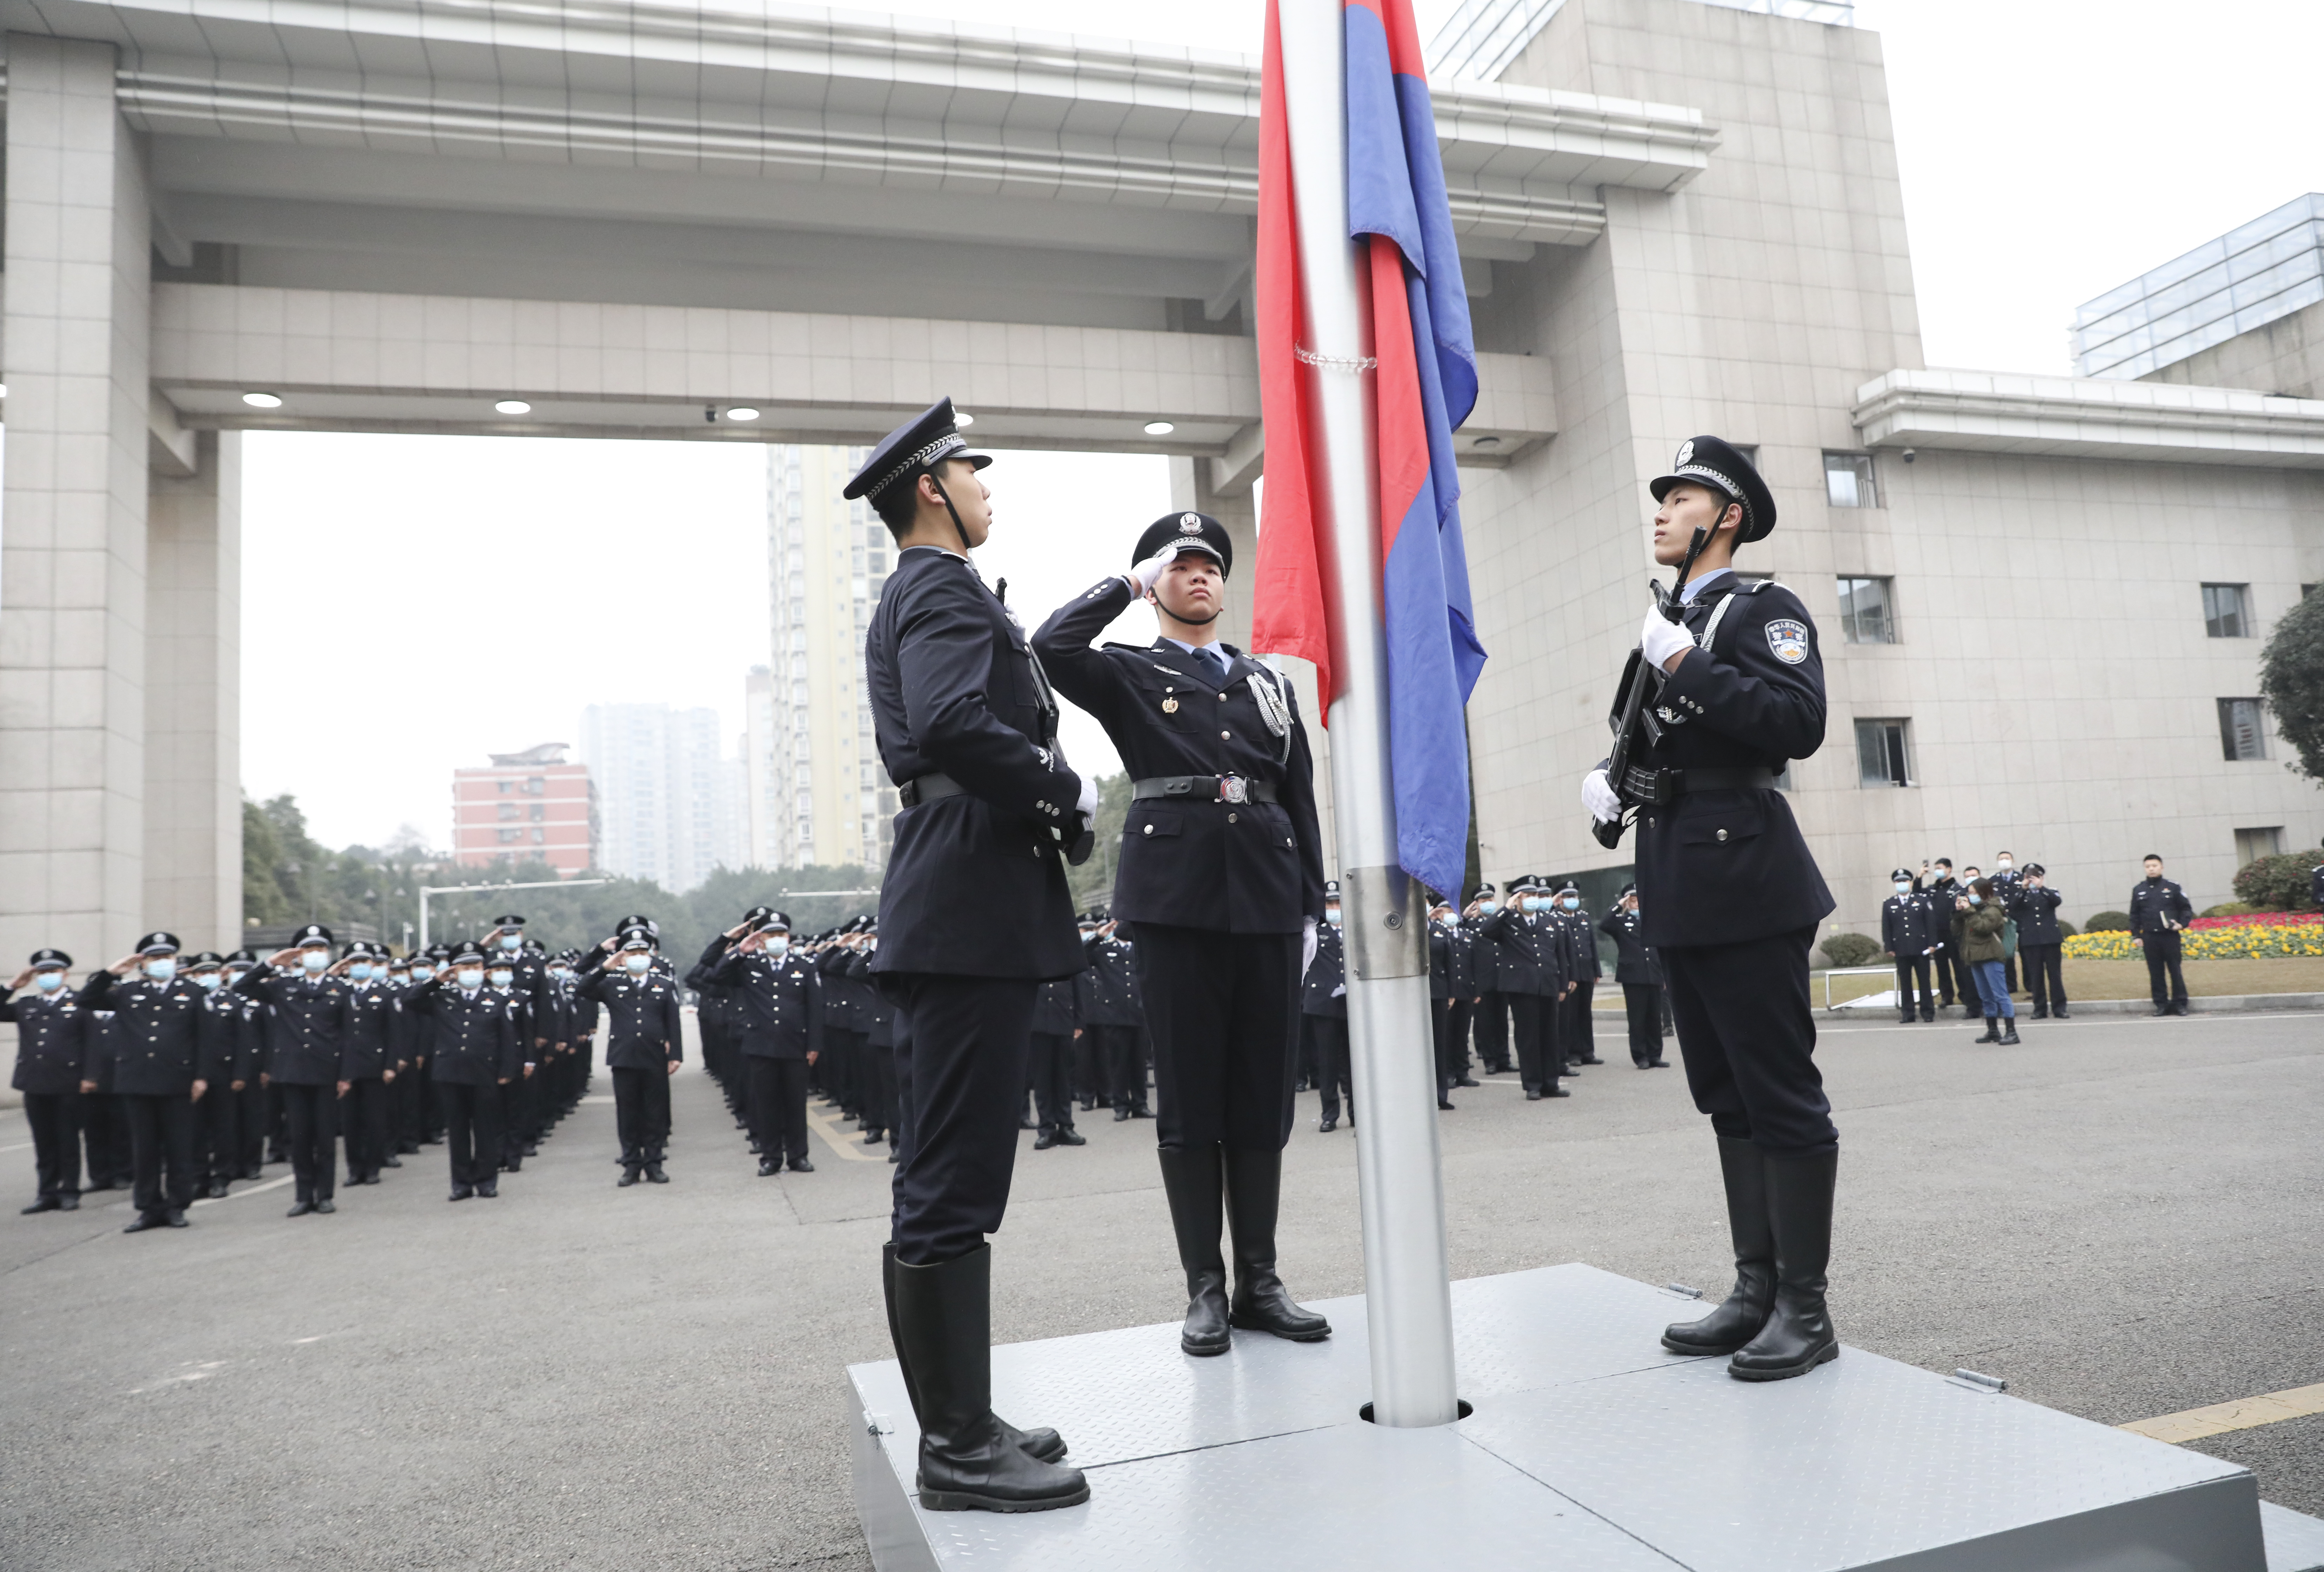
[2075,194,2324,381]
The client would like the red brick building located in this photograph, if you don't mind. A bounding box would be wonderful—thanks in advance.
[452,743,597,874]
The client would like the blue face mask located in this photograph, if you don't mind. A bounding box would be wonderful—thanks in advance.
[1324,907,1342,927]
[145,958,178,981]
[499,934,523,952]
[489,969,514,988]
[33,971,65,992]
[456,969,483,991]
[349,962,374,981]
[301,950,330,973]
[1894,881,1911,894]
[623,954,652,974]
[194,973,223,991]
[412,966,435,983]
[1521,897,1544,913]
[764,938,789,959]
[1967,892,1983,906]
[1560,897,1580,910]
[1477,900,1498,913]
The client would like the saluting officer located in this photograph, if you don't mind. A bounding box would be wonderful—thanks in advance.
[1880,868,1941,1024]
[1482,877,1570,1100]
[1463,883,1510,1075]
[1033,508,1332,1360]
[5,950,91,1212]
[850,398,1089,1514]
[235,924,354,1217]
[1427,899,1461,1110]
[582,925,685,1185]
[2130,854,2195,1016]
[704,912,823,1177]
[222,949,269,1179]
[185,951,250,1197]
[1580,436,1839,1383]
[80,932,211,1232]
[1303,882,1351,1133]
[337,942,399,1186]
[406,945,521,1199]
[1551,883,1603,1070]
[1598,886,1670,1069]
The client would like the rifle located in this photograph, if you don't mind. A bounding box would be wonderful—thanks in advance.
[1591,526,1710,850]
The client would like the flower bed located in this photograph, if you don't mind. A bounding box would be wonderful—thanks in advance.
[2065,919,2324,960]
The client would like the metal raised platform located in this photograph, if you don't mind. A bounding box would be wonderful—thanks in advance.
[848,1263,2322,1572]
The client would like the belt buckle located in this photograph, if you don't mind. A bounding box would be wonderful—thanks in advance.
[1220,776,1248,805]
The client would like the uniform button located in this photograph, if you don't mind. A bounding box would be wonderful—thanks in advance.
[1143,824,1154,836]
[1285,837,1294,846]
[1228,812,1238,823]
[1221,730,1231,739]
[1218,692,1227,701]
[1715,828,1728,842]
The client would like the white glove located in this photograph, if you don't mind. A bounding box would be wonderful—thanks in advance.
[1301,916,1318,977]
[1640,606,1695,672]
[1127,541,1186,595]
[1582,767,1621,824]
[1075,771,1098,822]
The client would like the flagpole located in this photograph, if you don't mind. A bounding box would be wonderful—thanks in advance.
[1278,0,1460,1428]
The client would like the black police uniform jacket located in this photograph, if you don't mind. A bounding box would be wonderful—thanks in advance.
[577,959,687,1068]
[1552,906,1597,981]
[404,979,522,1085]
[198,984,255,1085]
[2129,877,2193,937]
[1482,906,1571,998]
[1608,571,1834,948]
[1302,922,1347,1019]
[1427,924,1455,1001]
[1881,892,1941,955]
[2,986,91,1095]
[1598,906,1661,986]
[2011,886,2063,947]
[1462,912,1500,993]
[343,982,397,1079]
[1033,577,1327,933]
[1031,977,1079,1036]
[702,941,821,1060]
[233,969,354,1085]
[866,546,1085,980]
[81,971,209,1095]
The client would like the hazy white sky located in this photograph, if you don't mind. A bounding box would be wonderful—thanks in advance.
[242,0,2324,850]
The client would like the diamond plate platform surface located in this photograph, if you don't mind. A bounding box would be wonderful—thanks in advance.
[1459,1345,2263,1572]
[2265,1501,2324,1572]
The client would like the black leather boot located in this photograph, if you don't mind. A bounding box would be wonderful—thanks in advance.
[890,1246,1088,1512]
[1156,1144,1231,1355]
[1222,1148,1330,1341]
[1729,1150,1839,1381]
[882,1244,1064,1463]
[1976,1017,1999,1043]
[1662,1135,1774,1355]
[1999,1019,2020,1045]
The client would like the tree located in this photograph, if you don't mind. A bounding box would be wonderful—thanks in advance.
[2259,586,2324,781]
[1066,773,1133,912]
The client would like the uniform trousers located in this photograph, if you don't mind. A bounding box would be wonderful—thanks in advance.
[1128,924,1300,1150]
[1563,979,1597,1064]
[263,1082,289,1160]
[500,1074,532,1162]
[1430,998,1457,1100]
[2020,943,2067,1013]
[2141,932,2188,1007]
[826,1029,859,1113]
[1622,983,1665,1066]
[437,1080,503,1187]
[1307,1016,1352,1124]
[1095,1023,1150,1114]
[393,1059,428,1149]
[1508,994,1561,1094]
[887,974,1039,1265]
[200,1078,241,1185]
[1894,954,1936,1019]
[862,1041,898,1135]
[83,1093,131,1187]
[1445,998,1475,1079]
[1028,1032,1077,1133]
[278,1083,339,1201]
[1472,993,1511,1072]
[123,1092,198,1216]
[236,1083,268,1174]
[23,1091,82,1197]
[1661,925,1836,1158]
[746,1054,809,1167]
[609,1065,673,1164]
[342,1076,389,1181]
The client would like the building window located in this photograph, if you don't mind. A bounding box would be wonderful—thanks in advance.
[529,802,545,822]
[2234,826,2283,866]
[2201,583,2250,638]
[1837,576,1896,643]
[1823,452,1878,508]
[525,776,546,794]
[496,779,511,793]
[532,826,546,844]
[498,802,520,821]
[497,827,521,844]
[2218,698,2269,761]
[1855,719,1912,787]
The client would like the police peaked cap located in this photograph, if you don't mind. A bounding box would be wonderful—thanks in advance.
[741,905,774,925]
[292,924,333,947]
[760,912,793,934]
[1650,435,1776,543]
[1890,867,1913,881]
[1324,880,1341,898]
[1131,511,1234,578]
[614,914,659,937]
[137,930,183,955]
[618,925,656,951]
[342,940,374,959]
[185,951,225,969]
[226,948,260,966]
[2024,862,2045,877]
[844,397,991,505]
[1472,882,1496,897]
[1555,882,1580,897]
[492,914,526,929]
[450,945,486,966]
[1509,875,1542,893]
[28,948,71,968]
[1081,908,1109,924]
[1616,883,1637,898]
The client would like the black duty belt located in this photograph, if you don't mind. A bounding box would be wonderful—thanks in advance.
[1617,765,1779,806]
[1133,775,1279,806]
[897,773,967,808]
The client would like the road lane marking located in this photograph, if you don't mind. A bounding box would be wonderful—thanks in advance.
[2121,1381,2324,1443]
[804,1101,881,1162]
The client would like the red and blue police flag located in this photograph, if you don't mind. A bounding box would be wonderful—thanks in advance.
[1252,0,1488,903]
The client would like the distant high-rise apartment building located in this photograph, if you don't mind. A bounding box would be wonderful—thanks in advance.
[579,704,744,892]
[451,743,596,874]
[764,445,894,870]
[743,666,781,868]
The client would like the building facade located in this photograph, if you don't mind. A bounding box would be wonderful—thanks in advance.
[450,744,594,875]
[577,704,743,893]
[764,445,896,872]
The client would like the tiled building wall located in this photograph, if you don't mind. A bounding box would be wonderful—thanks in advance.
[2147,300,2324,403]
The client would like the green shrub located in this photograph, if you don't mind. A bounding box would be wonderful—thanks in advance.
[2056,920,2079,939]
[2230,851,2319,912]
[2084,910,2131,932]
[1818,931,1882,969]
[2202,901,2258,918]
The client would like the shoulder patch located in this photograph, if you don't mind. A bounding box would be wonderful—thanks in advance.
[1765,619,1810,665]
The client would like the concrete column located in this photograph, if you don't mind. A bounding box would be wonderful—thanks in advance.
[145,430,243,945]
[1,35,153,964]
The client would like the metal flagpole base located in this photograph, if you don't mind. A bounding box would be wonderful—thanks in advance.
[848,1263,2302,1572]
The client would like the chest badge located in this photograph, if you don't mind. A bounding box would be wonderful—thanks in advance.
[1161,697,1178,714]
[1766,619,1810,665]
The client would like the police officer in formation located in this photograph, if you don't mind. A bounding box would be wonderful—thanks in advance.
[580,923,684,1184]
[1481,877,1574,1100]
[850,399,1091,1514]
[2130,854,2195,1015]
[405,942,522,1199]
[1068,911,1149,1118]
[78,932,218,1231]
[1881,868,1942,1024]
[2011,864,2068,1020]
[1461,882,1511,1075]
[1301,882,1350,1131]
[1025,970,1084,1150]
[1599,885,1672,1069]
[6,950,92,1212]
[1582,436,1841,1383]
[697,911,822,1176]
[1033,506,1332,1364]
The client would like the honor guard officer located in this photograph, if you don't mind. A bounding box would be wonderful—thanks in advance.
[80,932,211,1232]
[407,946,521,1199]
[850,398,1089,1514]
[1581,436,1840,1383]
[1481,878,1571,1100]
[1880,870,1942,1024]
[580,925,685,1185]
[1302,883,1351,1134]
[235,925,355,1217]
[1034,508,1333,1360]
[702,912,822,1177]
[2129,855,2195,1016]
[5,950,91,1212]
[1599,887,1671,1069]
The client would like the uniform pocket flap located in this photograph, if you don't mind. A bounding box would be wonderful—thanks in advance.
[1133,811,1182,839]
[1678,806,1765,846]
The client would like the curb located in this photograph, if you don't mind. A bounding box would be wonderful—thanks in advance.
[1819,991,2324,1023]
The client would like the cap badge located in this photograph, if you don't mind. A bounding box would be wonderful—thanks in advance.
[1178,513,1202,533]
[1675,439,1695,467]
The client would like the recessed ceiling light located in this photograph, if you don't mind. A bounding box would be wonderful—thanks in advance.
[242,392,283,409]
[494,399,532,415]
[954,411,975,427]
[726,406,761,421]
[1472,434,1501,448]
[1143,420,1176,436]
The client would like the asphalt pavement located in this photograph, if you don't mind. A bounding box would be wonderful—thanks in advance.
[1,1006,2317,1570]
